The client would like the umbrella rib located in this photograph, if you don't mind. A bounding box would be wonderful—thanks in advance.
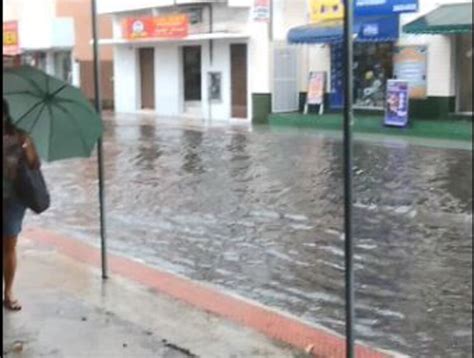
[15,101,45,127]
[54,97,95,114]
[4,90,42,99]
[5,70,44,96]
[27,102,48,134]
[50,84,68,98]
[54,102,90,155]
[46,73,51,94]
[46,102,56,161]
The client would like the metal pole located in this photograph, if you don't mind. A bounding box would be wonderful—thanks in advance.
[91,0,108,279]
[342,0,354,357]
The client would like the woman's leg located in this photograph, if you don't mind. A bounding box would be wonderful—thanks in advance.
[3,236,21,310]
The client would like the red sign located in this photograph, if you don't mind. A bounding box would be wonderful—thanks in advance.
[122,14,189,40]
[3,21,20,56]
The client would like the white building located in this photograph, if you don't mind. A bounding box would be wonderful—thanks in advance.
[2,0,76,85]
[98,0,273,122]
[99,0,472,122]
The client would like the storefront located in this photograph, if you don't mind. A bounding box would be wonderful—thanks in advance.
[288,0,419,111]
[353,42,394,108]
[3,19,75,84]
[100,4,257,121]
[403,1,473,116]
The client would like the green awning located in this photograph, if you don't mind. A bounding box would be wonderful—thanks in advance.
[403,3,473,34]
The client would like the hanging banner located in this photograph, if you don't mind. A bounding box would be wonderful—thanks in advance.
[385,80,409,127]
[252,0,271,22]
[122,14,189,40]
[3,21,20,56]
[393,45,427,99]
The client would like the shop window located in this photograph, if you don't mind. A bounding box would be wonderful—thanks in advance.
[353,42,394,109]
[186,8,203,25]
[54,51,72,83]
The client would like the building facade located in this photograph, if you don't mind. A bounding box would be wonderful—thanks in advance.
[98,0,271,122]
[2,0,114,108]
[96,0,471,122]
[284,0,472,119]
[3,0,75,83]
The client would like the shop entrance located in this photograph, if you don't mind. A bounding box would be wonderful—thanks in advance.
[231,44,248,118]
[456,34,473,113]
[353,42,394,109]
[139,48,155,110]
[183,46,202,115]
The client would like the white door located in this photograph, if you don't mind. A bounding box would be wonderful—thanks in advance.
[272,45,299,113]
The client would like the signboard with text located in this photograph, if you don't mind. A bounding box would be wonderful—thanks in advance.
[305,71,326,114]
[330,43,344,109]
[309,0,344,23]
[308,0,418,24]
[122,14,189,40]
[307,72,326,105]
[252,0,271,22]
[354,0,418,16]
[3,21,20,56]
[385,80,409,127]
[393,45,427,99]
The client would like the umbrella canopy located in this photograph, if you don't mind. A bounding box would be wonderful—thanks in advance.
[3,65,103,161]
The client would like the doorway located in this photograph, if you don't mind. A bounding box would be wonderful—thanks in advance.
[456,34,473,113]
[231,44,248,118]
[183,46,202,115]
[139,48,155,110]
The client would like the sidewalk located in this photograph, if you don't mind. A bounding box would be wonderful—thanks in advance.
[3,228,402,358]
[269,113,473,142]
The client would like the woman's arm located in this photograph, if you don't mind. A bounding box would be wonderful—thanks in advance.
[21,135,41,170]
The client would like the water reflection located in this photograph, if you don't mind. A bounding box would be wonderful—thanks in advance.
[30,120,473,357]
[136,124,162,171]
[181,130,204,174]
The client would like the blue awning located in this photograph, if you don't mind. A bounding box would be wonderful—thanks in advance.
[288,15,400,44]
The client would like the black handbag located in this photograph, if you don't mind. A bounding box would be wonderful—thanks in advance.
[15,156,50,214]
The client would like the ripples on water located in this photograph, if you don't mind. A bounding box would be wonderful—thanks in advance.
[30,119,472,357]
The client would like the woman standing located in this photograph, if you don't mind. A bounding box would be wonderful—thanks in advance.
[3,98,40,311]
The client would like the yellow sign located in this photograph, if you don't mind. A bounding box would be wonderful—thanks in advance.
[308,0,344,23]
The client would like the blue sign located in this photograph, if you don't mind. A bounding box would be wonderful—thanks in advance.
[330,43,344,109]
[355,0,418,16]
[384,80,410,127]
[355,14,399,42]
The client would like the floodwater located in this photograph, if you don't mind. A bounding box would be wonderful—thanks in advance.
[29,116,472,357]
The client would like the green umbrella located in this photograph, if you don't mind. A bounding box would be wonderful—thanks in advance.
[3,65,103,161]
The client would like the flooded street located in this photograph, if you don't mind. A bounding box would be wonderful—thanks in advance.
[29,116,472,357]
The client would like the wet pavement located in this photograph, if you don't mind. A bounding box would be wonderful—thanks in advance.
[28,114,473,357]
[4,236,303,358]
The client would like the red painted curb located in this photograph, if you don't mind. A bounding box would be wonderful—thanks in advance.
[23,227,392,358]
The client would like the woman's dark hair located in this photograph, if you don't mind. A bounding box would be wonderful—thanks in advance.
[3,98,19,135]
